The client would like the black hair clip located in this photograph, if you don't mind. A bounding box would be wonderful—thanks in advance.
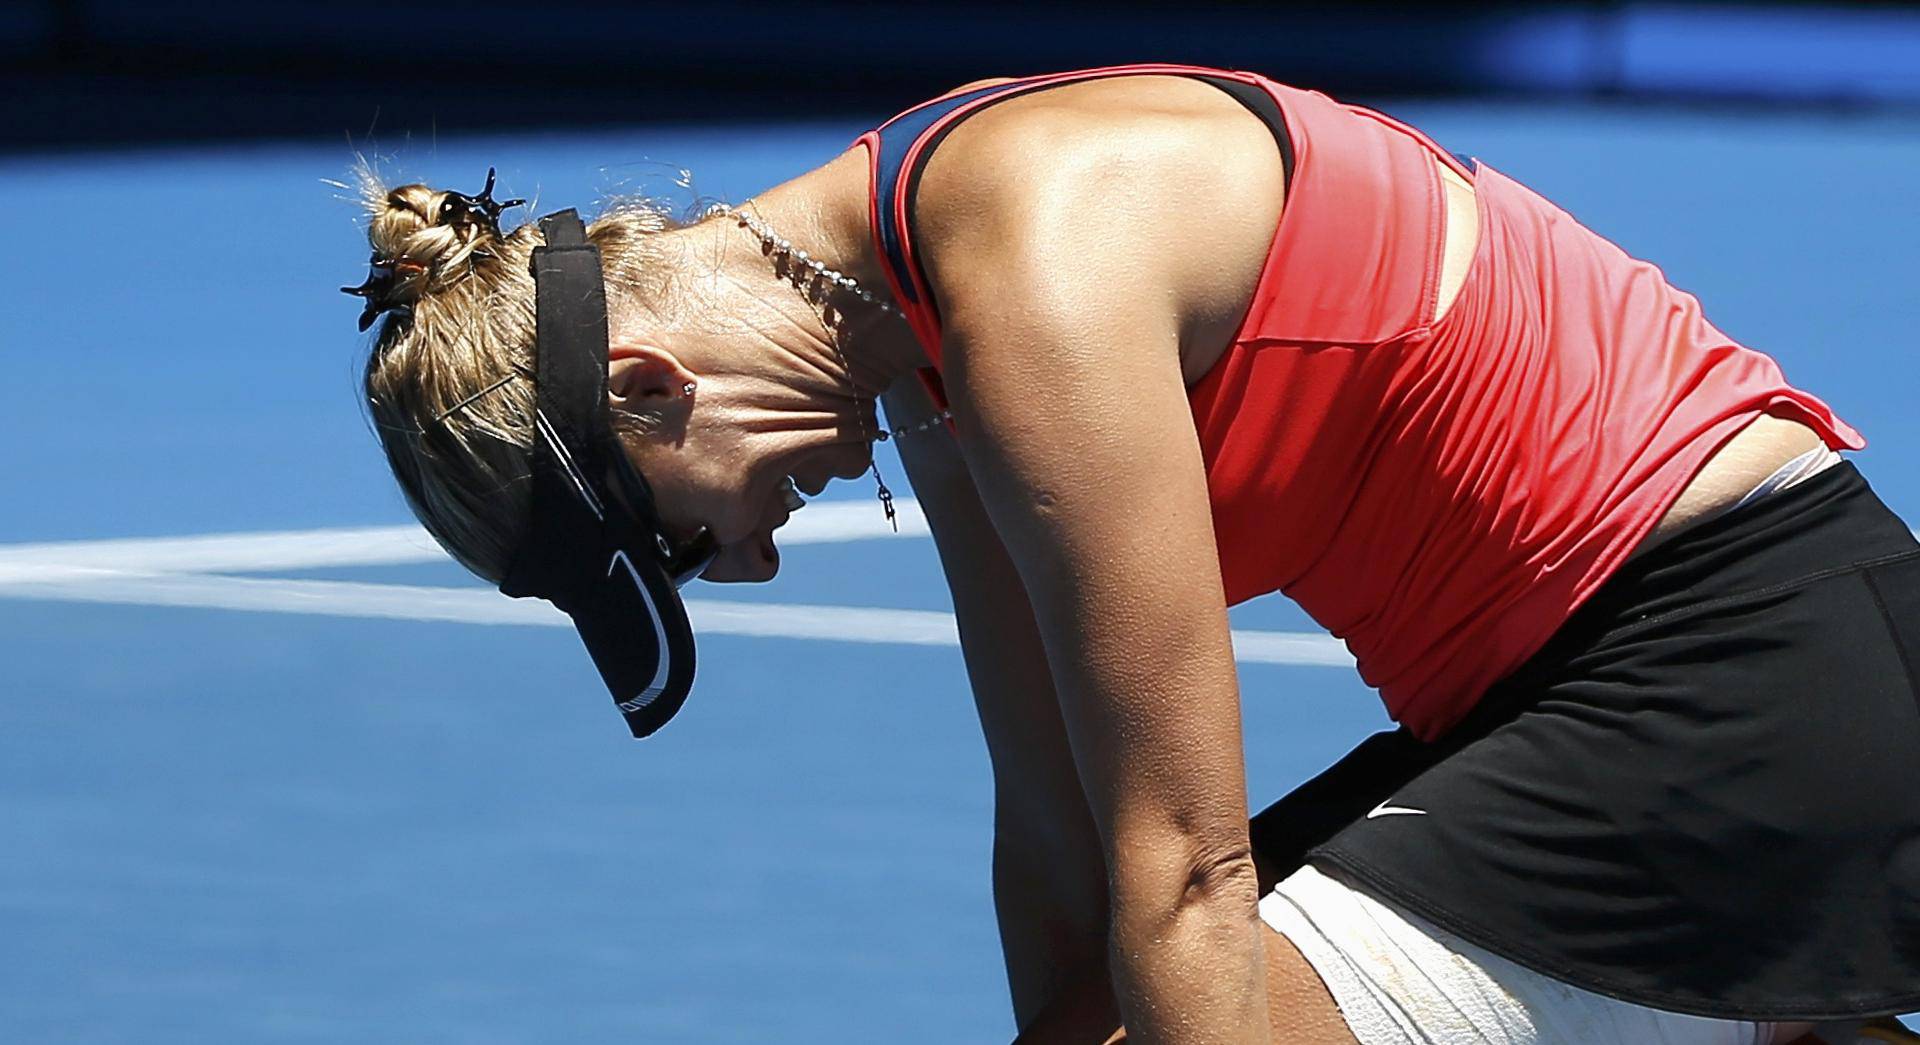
[438,167,525,243]
[340,252,425,332]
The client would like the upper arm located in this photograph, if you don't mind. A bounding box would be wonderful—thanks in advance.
[910,110,1255,887]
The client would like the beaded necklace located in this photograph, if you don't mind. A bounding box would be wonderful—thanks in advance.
[705,201,954,526]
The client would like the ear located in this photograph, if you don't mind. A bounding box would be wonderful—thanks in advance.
[606,333,699,416]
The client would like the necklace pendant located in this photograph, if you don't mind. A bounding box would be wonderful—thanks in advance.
[872,464,898,533]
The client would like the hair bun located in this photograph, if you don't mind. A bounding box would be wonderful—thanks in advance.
[343,167,526,332]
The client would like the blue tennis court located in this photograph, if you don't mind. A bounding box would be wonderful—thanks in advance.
[3,101,1918,1041]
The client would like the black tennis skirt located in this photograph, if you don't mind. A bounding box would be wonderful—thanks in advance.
[1250,460,1920,1021]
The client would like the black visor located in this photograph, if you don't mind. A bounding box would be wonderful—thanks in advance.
[497,210,715,737]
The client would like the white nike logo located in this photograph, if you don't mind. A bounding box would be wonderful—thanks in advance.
[608,550,671,712]
[1367,801,1428,820]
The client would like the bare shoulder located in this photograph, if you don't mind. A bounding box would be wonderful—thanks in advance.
[909,74,1287,373]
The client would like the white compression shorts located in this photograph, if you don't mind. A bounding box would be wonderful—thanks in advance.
[1260,863,1866,1045]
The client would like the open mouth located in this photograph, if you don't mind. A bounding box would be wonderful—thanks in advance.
[779,474,806,514]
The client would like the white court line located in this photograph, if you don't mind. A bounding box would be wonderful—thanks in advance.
[0,569,1355,667]
[0,500,931,579]
[0,499,1354,668]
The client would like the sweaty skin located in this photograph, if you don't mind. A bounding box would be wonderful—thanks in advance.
[717,73,1825,1042]
[916,75,1309,1043]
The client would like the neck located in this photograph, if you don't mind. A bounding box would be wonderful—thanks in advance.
[707,146,929,396]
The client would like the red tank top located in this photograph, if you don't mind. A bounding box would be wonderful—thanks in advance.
[853,63,1865,741]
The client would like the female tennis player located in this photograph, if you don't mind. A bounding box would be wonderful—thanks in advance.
[344,64,1920,1044]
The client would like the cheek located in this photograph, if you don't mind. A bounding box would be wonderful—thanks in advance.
[627,438,762,535]
[623,441,703,532]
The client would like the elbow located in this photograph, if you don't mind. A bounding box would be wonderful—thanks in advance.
[1110,837,1263,925]
[1181,843,1262,907]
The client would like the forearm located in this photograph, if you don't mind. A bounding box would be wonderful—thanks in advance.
[881,376,1117,1030]
[1010,954,1124,1045]
[1016,815,1313,1045]
[1012,858,1268,1045]
[994,827,1110,1030]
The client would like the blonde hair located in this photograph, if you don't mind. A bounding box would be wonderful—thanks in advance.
[353,165,683,583]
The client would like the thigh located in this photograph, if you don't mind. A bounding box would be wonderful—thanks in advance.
[1263,922,1363,1045]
